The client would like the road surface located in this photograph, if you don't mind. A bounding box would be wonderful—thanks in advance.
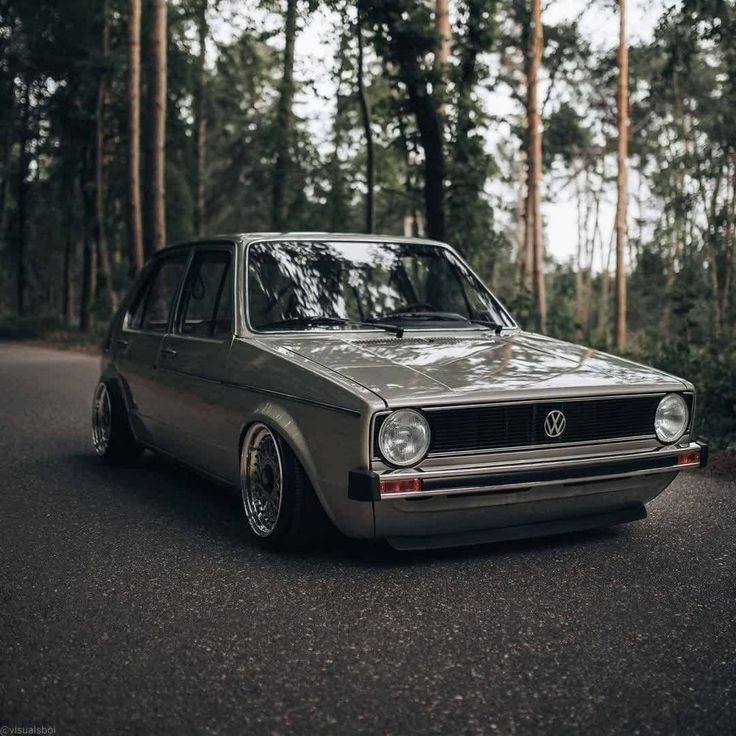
[0,343,734,735]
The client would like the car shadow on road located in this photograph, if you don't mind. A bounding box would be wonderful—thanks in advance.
[339,525,627,567]
[60,450,249,546]
[60,449,631,569]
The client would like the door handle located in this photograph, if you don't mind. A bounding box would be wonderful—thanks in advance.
[161,347,177,358]
[116,338,129,348]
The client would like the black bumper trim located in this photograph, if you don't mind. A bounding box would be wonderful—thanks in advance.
[386,504,647,551]
[696,439,709,467]
[348,469,381,501]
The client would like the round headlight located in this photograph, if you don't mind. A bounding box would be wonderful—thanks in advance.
[378,409,431,467]
[654,393,689,443]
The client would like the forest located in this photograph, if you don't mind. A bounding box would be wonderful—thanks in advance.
[0,0,734,445]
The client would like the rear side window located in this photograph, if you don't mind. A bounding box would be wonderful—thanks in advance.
[176,250,233,339]
[128,254,188,332]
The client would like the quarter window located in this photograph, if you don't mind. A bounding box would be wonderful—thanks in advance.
[176,251,233,338]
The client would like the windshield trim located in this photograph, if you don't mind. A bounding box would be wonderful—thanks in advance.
[243,236,519,335]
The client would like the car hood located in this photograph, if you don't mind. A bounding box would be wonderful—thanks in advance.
[275,330,688,406]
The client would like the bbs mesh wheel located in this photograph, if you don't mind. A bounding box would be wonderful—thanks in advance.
[91,380,143,464]
[240,423,332,550]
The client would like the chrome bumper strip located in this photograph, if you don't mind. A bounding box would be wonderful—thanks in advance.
[347,441,706,502]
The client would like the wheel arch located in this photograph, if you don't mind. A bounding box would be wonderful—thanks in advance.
[97,370,148,447]
[237,403,335,526]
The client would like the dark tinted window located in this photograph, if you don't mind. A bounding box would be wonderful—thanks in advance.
[128,269,154,329]
[129,254,187,332]
[213,263,234,337]
[176,251,233,338]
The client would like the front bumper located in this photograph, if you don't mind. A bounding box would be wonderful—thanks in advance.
[349,440,708,502]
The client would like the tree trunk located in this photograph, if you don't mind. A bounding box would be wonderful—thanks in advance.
[392,48,446,242]
[408,80,447,242]
[80,154,97,332]
[574,175,585,337]
[194,0,208,236]
[722,160,736,325]
[662,208,676,334]
[356,13,374,234]
[671,70,723,331]
[96,0,118,314]
[63,196,75,325]
[435,0,451,68]
[432,0,451,237]
[525,0,546,332]
[145,0,167,253]
[368,7,448,243]
[580,167,598,335]
[15,82,31,317]
[0,89,12,239]
[598,230,614,347]
[706,171,723,331]
[614,0,628,350]
[514,163,527,290]
[389,60,420,239]
[271,0,298,231]
[127,0,144,273]
[434,0,451,112]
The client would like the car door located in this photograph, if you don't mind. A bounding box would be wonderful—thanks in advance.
[115,250,190,445]
[154,244,236,477]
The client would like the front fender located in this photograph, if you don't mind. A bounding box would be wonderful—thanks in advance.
[241,400,323,505]
[232,395,375,539]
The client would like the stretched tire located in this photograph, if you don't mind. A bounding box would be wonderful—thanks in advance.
[91,380,143,464]
[240,423,332,550]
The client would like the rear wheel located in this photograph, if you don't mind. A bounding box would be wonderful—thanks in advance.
[91,381,143,464]
[240,423,331,550]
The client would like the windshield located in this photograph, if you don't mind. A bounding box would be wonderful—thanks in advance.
[246,240,513,332]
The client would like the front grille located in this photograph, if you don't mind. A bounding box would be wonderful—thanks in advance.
[373,394,691,457]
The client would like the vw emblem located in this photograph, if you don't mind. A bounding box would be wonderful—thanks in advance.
[544,409,566,438]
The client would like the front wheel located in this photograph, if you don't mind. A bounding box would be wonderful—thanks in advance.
[91,381,143,464]
[240,423,331,550]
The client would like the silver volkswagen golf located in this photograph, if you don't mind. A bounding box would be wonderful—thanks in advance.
[92,234,707,550]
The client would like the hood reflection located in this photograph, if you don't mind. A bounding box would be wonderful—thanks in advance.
[272,331,684,403]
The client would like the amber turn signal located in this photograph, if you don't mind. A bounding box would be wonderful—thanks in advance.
[380,477,423,495]
[677,449,700,466]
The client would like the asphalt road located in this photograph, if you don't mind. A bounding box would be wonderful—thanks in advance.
[1,342,734,736]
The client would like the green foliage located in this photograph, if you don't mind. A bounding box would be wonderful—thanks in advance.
[0,312,68,339]
[448,0,504,267]
[638,338,736,448]
[0,0,734,446]
[543,102,591,167]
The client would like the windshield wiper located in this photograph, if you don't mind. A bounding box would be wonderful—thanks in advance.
[259,315,404,338]
[469,318,504,335]
[372,311,504,335]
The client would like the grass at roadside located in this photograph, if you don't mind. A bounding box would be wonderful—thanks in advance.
[0,315,103,355]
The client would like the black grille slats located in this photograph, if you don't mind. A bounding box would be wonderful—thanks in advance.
[372,394,688,458]
[529,396,658,446]
[430,403,535,452]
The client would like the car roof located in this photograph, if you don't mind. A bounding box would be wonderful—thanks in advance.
[159,232,451,251]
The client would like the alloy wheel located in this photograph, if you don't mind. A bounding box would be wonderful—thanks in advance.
[92,383,112,456]
[241,423,284,537]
